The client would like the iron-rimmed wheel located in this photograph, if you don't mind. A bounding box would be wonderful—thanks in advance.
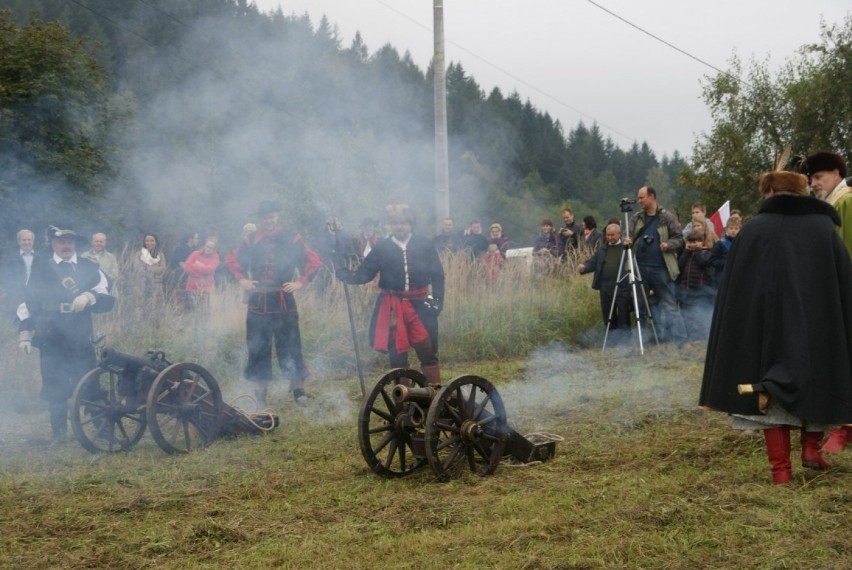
[146,362,224,454]
[358,368,430,477]
[424,375,508,481]
[70,366,147,454]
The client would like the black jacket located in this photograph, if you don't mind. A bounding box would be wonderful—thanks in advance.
[339,234,444,351]
[700,195,852,423]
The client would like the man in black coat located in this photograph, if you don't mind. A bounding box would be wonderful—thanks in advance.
[337,205,445,386]
[577,223,631,331]
[0,229,37,322]
[18,225,114,440]
[700,172,852,484]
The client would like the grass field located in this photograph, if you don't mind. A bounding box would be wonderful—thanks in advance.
[1,341,849,570]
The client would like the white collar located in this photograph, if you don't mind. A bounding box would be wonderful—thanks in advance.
[391,234,412,249]
[53,253,78,264]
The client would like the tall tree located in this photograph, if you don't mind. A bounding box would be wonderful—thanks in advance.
[683,15,852,216]
[0,12,134,231]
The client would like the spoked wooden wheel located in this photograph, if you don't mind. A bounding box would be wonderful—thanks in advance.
[424,375,508,482]
[70,366,147,454]
[146,362,224,454]
[358,368,430,477]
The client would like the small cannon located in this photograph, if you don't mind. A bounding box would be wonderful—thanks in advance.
[358,369,556,481]
[69,347,276,454]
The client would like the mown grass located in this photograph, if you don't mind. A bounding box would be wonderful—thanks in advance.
[0,256,849,569]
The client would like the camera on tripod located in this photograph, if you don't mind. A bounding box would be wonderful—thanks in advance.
[619,197,637,212]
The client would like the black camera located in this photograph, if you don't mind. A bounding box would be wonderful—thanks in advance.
[642,234,654,245]
[619,197,636,212]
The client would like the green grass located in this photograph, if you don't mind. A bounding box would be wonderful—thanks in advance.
[0,346,849,569]
[0,260,849,569]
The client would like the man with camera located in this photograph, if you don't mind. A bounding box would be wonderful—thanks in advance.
[558,208,580,256]
[623,186,688,345]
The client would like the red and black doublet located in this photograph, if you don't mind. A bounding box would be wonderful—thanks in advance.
[231,226,322,383]
[339,234,444,366]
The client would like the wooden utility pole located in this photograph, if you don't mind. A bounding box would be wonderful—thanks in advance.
[433,0,450,232]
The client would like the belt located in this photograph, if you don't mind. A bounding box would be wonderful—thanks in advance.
[45,303,74,314]
[251,287,284,293]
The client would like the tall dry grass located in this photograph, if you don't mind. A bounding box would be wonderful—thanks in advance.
[0,248,599,409]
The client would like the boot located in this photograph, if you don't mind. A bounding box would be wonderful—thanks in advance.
[801,430,832,469]
[293,388,307,407]
[48,402,68,442]
[820,425,852,454]
[763,426,792,484]
[254,386,268,410]
[421,364,441,387]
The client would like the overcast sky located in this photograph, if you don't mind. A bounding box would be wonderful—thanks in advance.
[254,1,849,158]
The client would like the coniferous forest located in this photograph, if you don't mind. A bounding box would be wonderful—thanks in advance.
[1,1,849,248]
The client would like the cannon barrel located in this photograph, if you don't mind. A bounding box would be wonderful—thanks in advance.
[100,347,170,371]
[392,384,438,405]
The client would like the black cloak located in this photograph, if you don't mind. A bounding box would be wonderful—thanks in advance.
[699,195,852,423]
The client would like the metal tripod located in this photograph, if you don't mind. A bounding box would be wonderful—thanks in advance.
[602,210,659,354]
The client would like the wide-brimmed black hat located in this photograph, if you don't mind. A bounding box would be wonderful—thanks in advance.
[254,200,282,217]
[46,224,87,247]
[47,225,77,240]
[802,151,848,178]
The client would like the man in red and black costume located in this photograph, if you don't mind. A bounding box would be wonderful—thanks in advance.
[336,205,445,386]
[227,200,322,407]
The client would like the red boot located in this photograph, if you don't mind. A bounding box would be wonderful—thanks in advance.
[820,425,852,454]
[801,430,832,469]
[763,426,792,484]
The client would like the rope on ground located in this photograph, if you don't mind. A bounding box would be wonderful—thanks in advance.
[227,394,278,433]
[500,432,564,467]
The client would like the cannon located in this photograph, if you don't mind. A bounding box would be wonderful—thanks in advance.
[358,369,557,481]
[69,348,275,454]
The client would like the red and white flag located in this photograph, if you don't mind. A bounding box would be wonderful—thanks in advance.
[709,200,730,238]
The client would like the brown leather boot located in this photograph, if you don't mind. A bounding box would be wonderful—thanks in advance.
[801,430,832,469]
[820,425,852,454]
[763,426,792,484]
[421,364,441,387]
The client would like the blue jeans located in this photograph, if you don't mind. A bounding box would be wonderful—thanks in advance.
[637,265,687,344]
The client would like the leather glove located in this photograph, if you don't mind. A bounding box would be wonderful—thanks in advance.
[71,291,96,312]
[18,330,33,355]
[424,296,442,315]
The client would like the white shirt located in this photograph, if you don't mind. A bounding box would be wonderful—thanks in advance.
[20,249,34,283]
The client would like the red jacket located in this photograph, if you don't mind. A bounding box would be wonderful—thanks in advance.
[183,250,220,293]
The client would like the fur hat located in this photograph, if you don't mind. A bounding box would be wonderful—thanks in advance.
[758,171,808,196]
[802,151,848,178]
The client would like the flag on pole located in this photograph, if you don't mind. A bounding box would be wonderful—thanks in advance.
[709,200,730,238]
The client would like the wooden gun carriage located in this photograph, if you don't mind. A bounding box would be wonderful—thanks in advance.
[69,347,275,454]
[358,369,556,482]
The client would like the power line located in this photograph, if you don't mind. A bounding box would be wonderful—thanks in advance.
[372,0,638,145]
[585,0,749,88]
